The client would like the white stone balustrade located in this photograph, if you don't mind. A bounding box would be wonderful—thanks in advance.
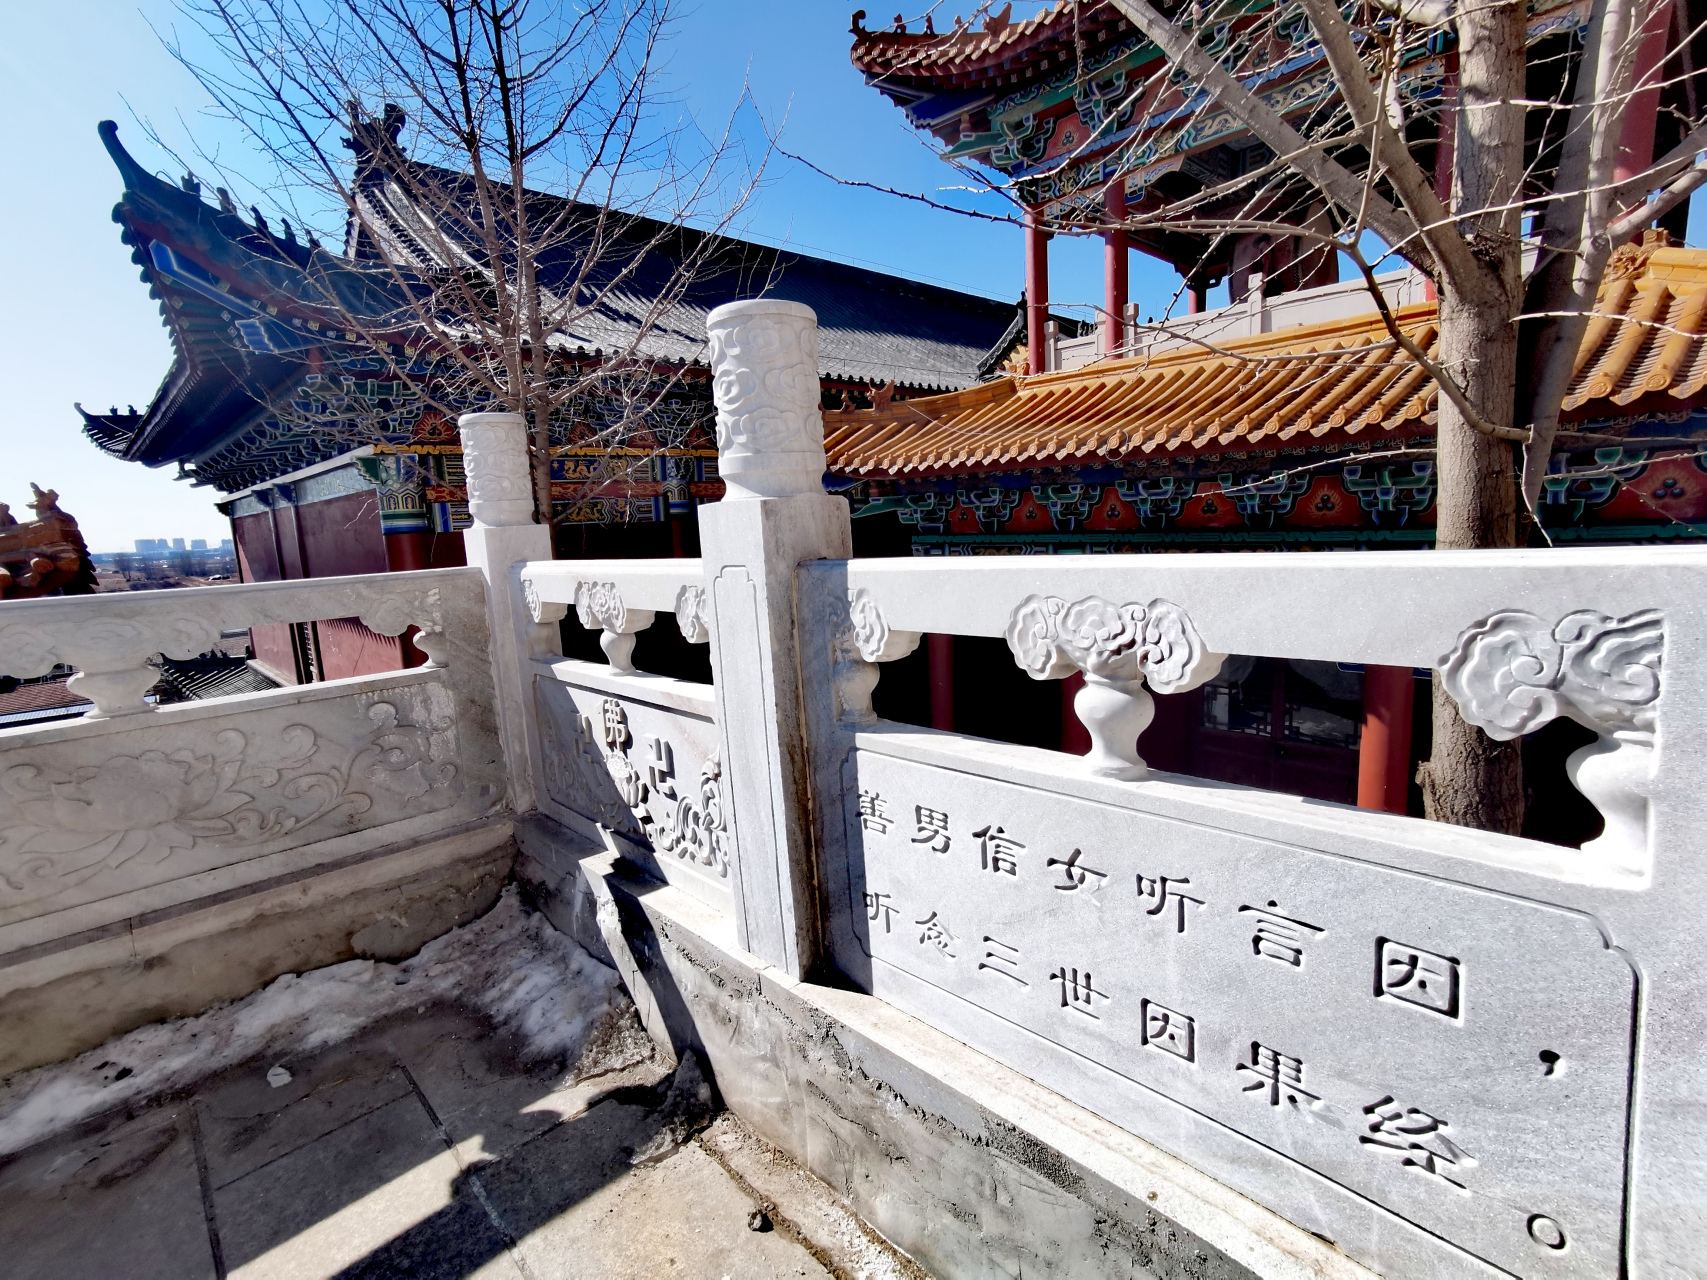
[519,560,710,675]
[0,566,503,986]
[0,569,466,717]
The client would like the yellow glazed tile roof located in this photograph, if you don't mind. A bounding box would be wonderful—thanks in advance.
[824,242,1707,477]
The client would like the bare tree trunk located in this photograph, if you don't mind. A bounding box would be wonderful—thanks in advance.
[1422,0,1527,832]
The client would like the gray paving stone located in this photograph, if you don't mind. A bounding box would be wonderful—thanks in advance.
[0,1105,217,1280]
[194,1038,412,1190]
[212,1092,512,1279]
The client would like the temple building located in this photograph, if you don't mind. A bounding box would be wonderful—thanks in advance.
[80,117,1019,682]
[831,1,1707,829]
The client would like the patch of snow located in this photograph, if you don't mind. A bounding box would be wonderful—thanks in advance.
[0,887,653,1156]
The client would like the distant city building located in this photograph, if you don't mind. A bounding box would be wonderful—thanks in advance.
[191,538,207,550]
[172,538,186,552]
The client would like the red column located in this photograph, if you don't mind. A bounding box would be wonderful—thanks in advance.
[1103,180,1129,354]
[1187,280,1207,313]
[383,531,430,572]
[1026,207,1050,375]
[928,633,954,731]
[1616,10,1671,187]
[1062,672,1092,755]
[1357,665,1415,814]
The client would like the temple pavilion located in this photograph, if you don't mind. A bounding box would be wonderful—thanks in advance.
[826,1,1707,832]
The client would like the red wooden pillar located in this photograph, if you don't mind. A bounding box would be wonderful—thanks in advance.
[1616,9,1670,187]
[1103,180,1129,354]
[1357,665,1415,814]
[928,633,955,731]
[1026,207,1050,375]
[1062,671,1092,755]
[1187,279,1207,313]
[384,531,430,572]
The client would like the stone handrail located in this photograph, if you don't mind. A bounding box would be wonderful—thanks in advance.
[812,546,1690,885]
[519,559,709,672]
[0,568,478,717]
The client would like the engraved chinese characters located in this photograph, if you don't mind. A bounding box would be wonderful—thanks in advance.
[835,751,1634,1278]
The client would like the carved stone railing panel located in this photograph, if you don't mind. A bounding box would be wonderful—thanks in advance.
[533,664,729,912]
[790,547,1707,1278]
[518,559,708,675]
[0,569,473,717]
[0,566,502,949]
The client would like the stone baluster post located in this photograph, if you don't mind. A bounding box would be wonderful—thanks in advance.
[700,299,850,979]
[457,411,559,814]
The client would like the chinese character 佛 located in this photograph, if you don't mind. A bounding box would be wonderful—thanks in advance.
[1237,900,1324,967]
[1361,1096,1475,1192]
[864,891,897,934]
[973,824,1024,876]
[1236,1042,1319,1107]
[1047,848,1108,896]
[1136,872,1204,933]
[912,805,951,854]
[858,789,893,835]
[978,936,1027,985]
[915,911,958,957]
[1048,966,1107,1018]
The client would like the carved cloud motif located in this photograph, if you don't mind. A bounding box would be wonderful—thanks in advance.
[707,314,821,458]
[1439,609,1664,740]
[846,589,922,664]
[575,581,627,634]
[675,585,710,644]
[1005,595,1224,692]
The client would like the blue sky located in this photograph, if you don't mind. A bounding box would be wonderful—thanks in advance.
[0,0,1145,551]
[6,2,1700,551]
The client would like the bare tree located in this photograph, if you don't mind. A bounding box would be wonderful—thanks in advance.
[833,0,1704,831]
[165,0,763,530]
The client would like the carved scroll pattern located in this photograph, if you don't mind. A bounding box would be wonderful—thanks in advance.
[0,701,461,912]
[458,416,533,523]
[1441,609,1664,875]
[1006,595,1225,780]
[708,314,822,459]
[522,577,569,628]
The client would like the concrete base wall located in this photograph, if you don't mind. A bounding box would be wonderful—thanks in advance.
[516,815,1373,1280]
[0,819,515,1077]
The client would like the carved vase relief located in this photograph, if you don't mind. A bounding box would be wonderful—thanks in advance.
[573,581,654,674]
[1005,595,1225,779]
[1440,608,1664,877]
[830,590,921,727]
[0,700,462,914]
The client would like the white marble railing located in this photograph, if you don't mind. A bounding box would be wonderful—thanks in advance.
[0,570,464,717]
[0,567,503,959]
[497,298,1702,1280]
[519,558,709,673]
[1052,269,1431,373]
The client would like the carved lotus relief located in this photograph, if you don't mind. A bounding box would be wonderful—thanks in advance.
[0,701,460,912]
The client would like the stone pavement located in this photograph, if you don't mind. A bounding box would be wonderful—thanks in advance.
[0,1006,921,1280]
